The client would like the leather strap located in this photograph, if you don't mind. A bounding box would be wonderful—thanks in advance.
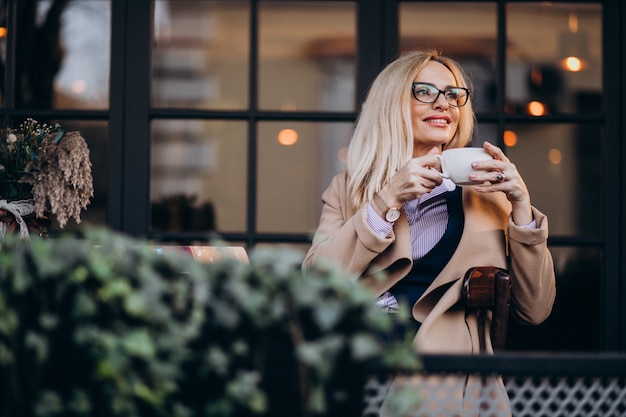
[462,266,511,351]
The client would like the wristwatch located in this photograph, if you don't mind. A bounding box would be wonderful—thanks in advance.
[374,192,401,223]
[384,207,401,222]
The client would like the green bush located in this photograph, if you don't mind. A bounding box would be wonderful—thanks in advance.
[0,228,420,417]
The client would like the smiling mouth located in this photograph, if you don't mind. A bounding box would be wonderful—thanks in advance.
[424,118,449,124]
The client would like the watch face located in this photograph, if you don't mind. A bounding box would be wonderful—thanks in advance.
[385,208,401,222]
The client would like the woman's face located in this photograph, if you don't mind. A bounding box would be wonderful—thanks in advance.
[410,61,460,157]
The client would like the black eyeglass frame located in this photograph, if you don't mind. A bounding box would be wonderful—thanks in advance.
[411,82,471,107]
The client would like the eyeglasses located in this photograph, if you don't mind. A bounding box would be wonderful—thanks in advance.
[411,83,470,107]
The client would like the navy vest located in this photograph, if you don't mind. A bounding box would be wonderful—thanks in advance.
[389,187,464,314]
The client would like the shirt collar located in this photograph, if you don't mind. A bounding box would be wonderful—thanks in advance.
[404,178,456,210]
[424,178,456,202]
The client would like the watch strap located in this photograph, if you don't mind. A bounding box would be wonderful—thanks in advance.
[373,193,400,223]
[372,193,389,217]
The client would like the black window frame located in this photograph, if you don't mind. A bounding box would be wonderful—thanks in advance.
[1,0,623,351]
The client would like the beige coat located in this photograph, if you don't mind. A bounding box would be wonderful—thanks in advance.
[303,172,556,416]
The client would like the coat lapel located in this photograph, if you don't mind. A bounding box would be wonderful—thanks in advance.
[360,210,413,294]
[412,188,510,322]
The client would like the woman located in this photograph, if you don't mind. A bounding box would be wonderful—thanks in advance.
[302,50,556,416]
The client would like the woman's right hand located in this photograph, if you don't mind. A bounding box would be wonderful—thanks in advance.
[376,150,443,208]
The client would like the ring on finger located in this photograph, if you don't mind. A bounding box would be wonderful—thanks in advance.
[496,171,505,182]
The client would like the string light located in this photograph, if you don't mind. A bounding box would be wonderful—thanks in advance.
[527,101,546,116]
[503,130,518,147]
[278,128,298,146]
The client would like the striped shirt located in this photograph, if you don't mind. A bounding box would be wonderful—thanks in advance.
[368,179,536,311]
[367,179,457,261]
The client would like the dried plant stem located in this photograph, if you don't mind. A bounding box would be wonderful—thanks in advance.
[25,131,93,228]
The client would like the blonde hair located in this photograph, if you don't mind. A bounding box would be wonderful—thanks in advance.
[346,50,476,211]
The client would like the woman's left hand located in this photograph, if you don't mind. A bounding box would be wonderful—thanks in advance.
[469,141,533,225]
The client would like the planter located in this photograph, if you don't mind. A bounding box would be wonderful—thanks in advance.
[0,120,93,231]
[0,209,50,236]
[0,198,50,245]
[0,181,43,240]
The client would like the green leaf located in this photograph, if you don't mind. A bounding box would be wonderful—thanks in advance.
[0,343,14,364]
[25,331,49,362]
[73,291,97,317]
[312,298,344,330]
[96,359,116,379]
[133,382,164,407]
[53,124,65,143]
[34,391,63,417]
[0,297,18,336]
[203,398,234,417]
[39,313,59,331]
[99,278,133,301]
[124,292,148,317]
[226,371,266,413]
[122,329,156,359]
[350,332,382,360]
[206,346,229,375]
[172,403,193,417]
[68,390,92,415]
[71,265,89,283]
[307,384,327,413]
[231,339,249,356]
[381,382,423,417]
[297,335,344,375]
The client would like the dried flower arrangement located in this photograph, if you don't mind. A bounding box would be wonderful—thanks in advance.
[0,118,93,240]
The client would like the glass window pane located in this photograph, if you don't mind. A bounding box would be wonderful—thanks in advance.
[150,120,248,233]
[152,1,250,110]
[474,122,499,147]
[7,1,111,110]
[258,1,356,112]
[507,3,602,115]
[399,2,498,113]
[504,123,603,237]
[254,242,311,257]
[257,121,353,234]
[508,246,602,352]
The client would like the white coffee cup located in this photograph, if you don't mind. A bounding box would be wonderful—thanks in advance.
[436,147,493,186]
